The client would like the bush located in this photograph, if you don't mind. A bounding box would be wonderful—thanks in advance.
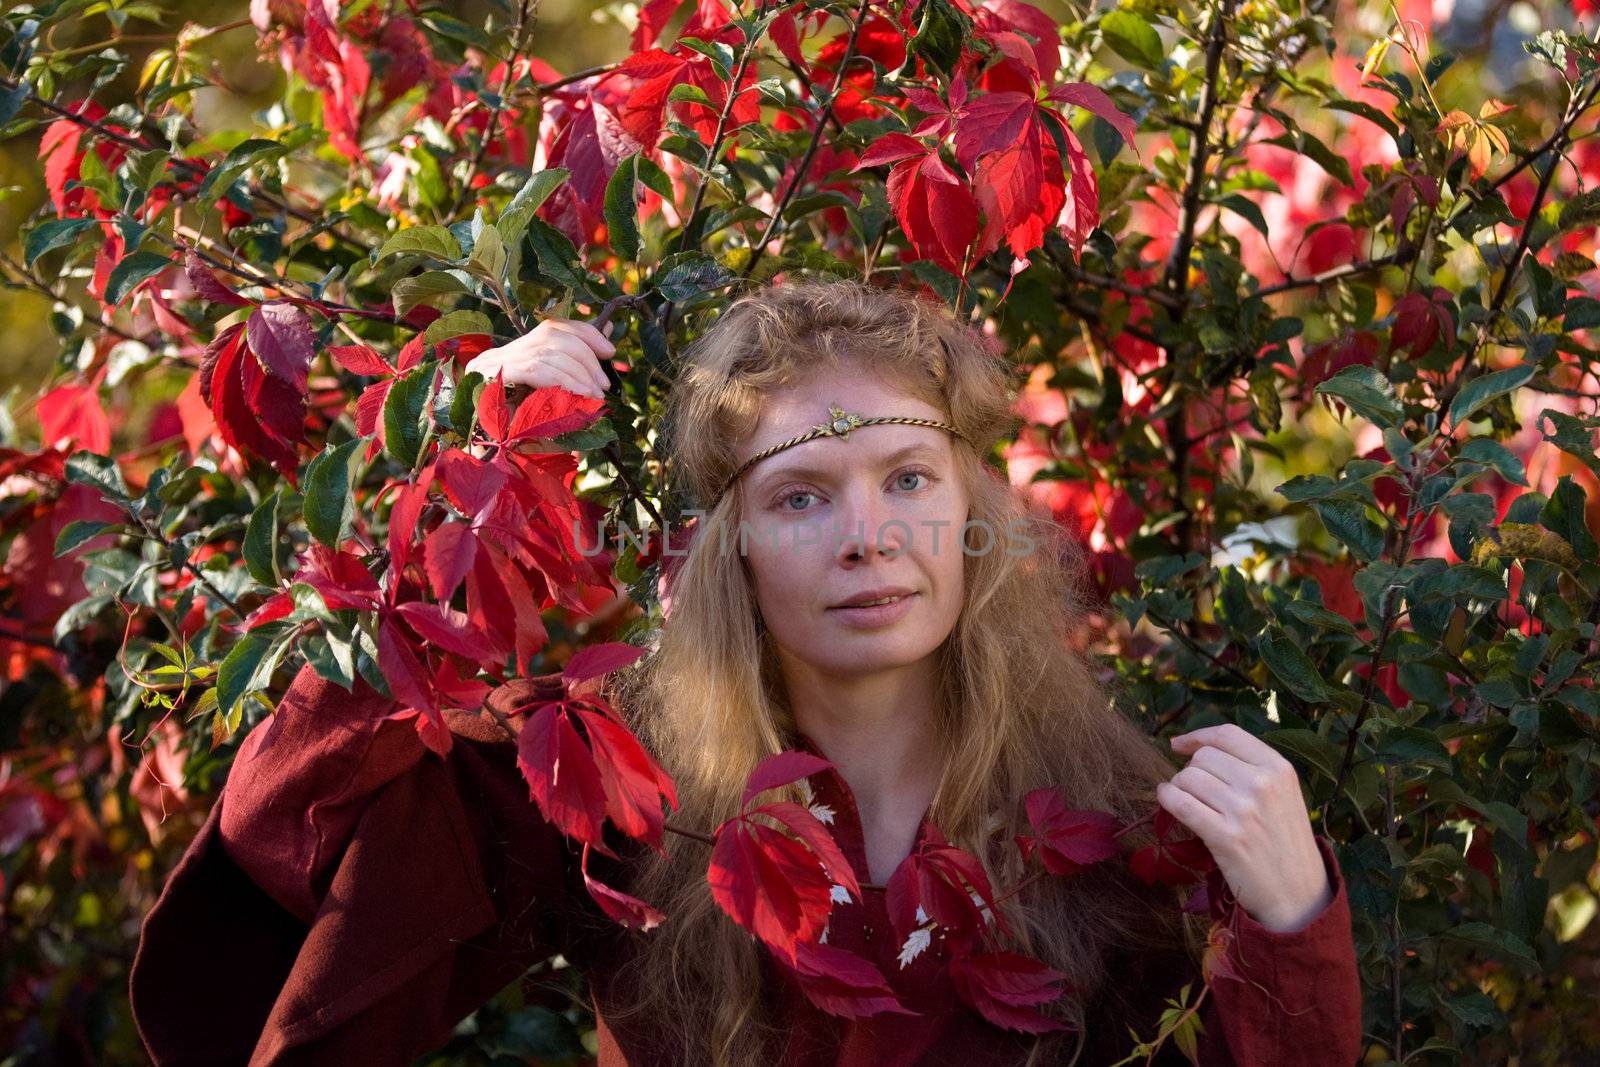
[0,0,1597,1062]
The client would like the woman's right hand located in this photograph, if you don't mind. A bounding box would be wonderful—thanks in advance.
[463,317,615,401]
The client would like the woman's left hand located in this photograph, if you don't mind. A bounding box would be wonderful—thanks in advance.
[1156,723,1333,933]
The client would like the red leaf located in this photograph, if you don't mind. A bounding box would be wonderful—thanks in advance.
[855,133,930,169]
[36,376,111,454]
[1128,808,1217,887]
[1046,82,1139,158]
[631,0,685,51]
[378,614,435,711]
[437,448,509,516]
[477,373,512,442]
[1014,789,1120,876]
[296,544,383,609]
[241,590,294,630]
[516,702,611,848]
[184,251,250,307]
[1300,330,1380,396]
[574,705,678,851]
[885,832,1005,951]
[708,816,836,962]
[886,152,980,275]
[507,386,607,442]
[423,521,478,601]
[329,343,394,378]
[784,941,918,1019]
[582,842,666,930]
[741,751,835,808]
[207,321,301,477]
[564,641,648,685]
[1389,286,1453,362]
[387,470,432,573]
[955,92,1038,170]
[751,800,859,900]
[949,951,1072,1033]
[394,600,507,662]
[1056,124,1099,262]
[246,302,316,393]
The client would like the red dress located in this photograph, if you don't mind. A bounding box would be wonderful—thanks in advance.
[128,664,1363,1066]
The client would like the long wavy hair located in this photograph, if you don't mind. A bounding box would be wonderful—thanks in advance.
[597,277,1198,1065]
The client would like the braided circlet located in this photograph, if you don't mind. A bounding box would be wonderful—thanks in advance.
[711,403,970,506]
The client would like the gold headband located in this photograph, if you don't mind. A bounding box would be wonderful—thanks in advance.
[712,403,970,506]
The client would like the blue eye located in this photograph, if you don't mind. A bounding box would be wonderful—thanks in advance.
[780,490,818,511]
[896,469,931,491]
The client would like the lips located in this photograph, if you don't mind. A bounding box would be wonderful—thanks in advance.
[829,586,916,609]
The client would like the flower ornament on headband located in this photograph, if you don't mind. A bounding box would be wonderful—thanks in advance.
[711,403,971,505]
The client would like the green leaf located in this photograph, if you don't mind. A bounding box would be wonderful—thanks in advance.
[216,633,269,716]
[552,416,618,451]
[463,223,507,285]
[1449,364,1535,427]
[667,82,714,108]
[653,250,736,301]
[1259,629,1334,703]
[524,218,592,296]
[1324,98,1399,140]
[1457,438,1529,486]
[302,437,367,548]
[604,153,643,263]
[423,309,494,348]
[1538,409,1600,478]
[375,225,461,263]
[449,371,484,436]
[499,168,570,276]
[1438,922,1539,970]
[65,450,130,503]
[54,519,120,556]
[1542,475,1598,562]
[1314,498,1385,562]
[907,0,973,77]
[104,250,171,306]
[391,271,469,319]
[24,217,96,265]
[384,362,439,469]
[1215,193,1269,238]
[1101,10,1164,70]
[1264,128,1353,187]
[1314,365,1402,426]
[1264,728,1344,779]
[243,488,282,586]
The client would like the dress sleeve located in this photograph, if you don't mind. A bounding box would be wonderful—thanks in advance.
[1195,834,1364,1066]
[128,663,591,1067]
[1080,834,1362,1067]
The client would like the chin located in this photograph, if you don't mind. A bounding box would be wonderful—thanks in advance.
[798,635,942,676]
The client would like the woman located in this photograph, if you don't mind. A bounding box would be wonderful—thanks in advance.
[129,278,1361,1066]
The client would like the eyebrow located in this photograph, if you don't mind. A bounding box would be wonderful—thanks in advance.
[752,441,946,491]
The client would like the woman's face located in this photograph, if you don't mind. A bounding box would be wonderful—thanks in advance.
[733,363,970,681]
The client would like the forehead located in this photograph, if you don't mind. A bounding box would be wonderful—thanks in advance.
[735,367,952,484]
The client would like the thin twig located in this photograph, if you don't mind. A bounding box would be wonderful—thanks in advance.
[742,0,875,279]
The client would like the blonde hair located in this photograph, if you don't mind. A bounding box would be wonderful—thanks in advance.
[598,276,1193,1065]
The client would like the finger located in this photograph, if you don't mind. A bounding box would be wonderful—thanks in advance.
[1169,723,1274,767]
[1156,780,1228,843]
[541,360,603,399]
[556,351,610,397]
[543,323,613,391]
[1168,764,1238,818]
[545,318,616,358]
[1187,743,1257,788]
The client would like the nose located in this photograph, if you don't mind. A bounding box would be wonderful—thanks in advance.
[833,483,908,563]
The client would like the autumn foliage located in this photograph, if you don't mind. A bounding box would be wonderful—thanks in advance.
[1,0,1599,1061]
